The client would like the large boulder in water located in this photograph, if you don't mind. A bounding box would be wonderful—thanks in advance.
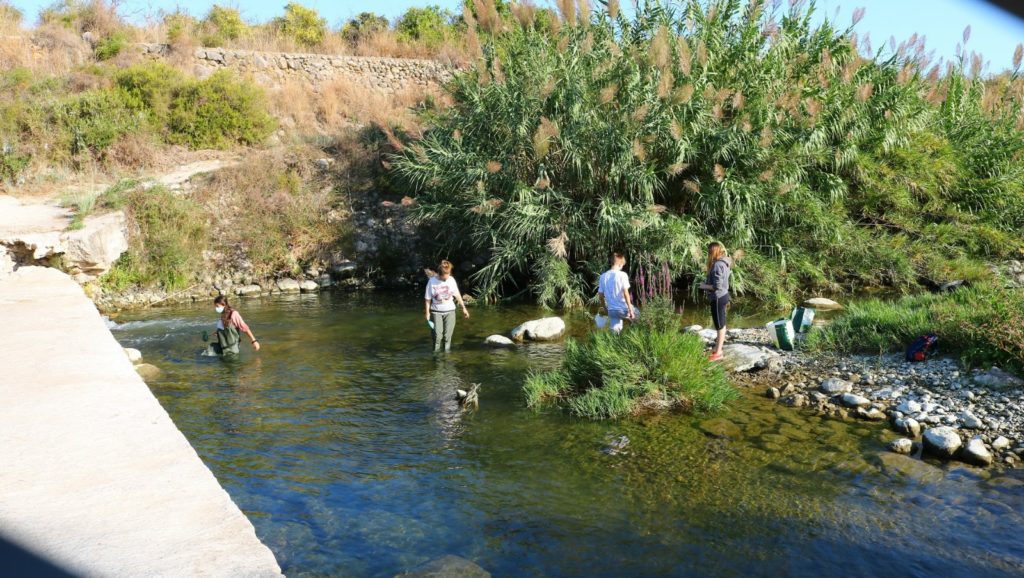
[923,426,962,459]
[803,297,842,310]
[275,278,301,293]
[396,555,490,578]
[510,317,565,342]
[485,334,514,347]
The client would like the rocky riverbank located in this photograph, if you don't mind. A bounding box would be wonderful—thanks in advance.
[701,326,1024,469]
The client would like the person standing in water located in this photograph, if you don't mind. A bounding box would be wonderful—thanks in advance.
[213,295,260,356]
[598,252,635,334]
[699,242,732,362]
[424,260,470,352]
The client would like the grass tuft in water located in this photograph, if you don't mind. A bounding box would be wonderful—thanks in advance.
[525,297,736,419]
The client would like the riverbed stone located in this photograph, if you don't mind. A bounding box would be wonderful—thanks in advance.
[123,347,142,364]
[720,343,777,373]
[855,407,886,421]
[959,411,984,430]
[697,328,719,342]
[896,399,922,414]
[887,438,914,455]
[397,555,491,578]
[803,297,842,310]
[683,324,702,333]
[923,426,962,459]
[699,418,742,440]
[235,284,262,297]
[877,452,944,483]
[962,436,994,466]
[275,278,301,293]
[134,363,161,381]
[299,280,319,292]
[510,317,566,342]
[766,387,781,399]
[972,367,1024,391]
[820,378,852,394]
[840,393,871,408]
[992,436,1011,451]
[779,393,808,408]
[485,334,514,347]
[894,417,922,438]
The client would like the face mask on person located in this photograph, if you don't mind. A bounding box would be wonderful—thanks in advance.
[215,306,225,314]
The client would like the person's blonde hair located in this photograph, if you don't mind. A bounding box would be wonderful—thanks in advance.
[706,242,726,273]
[439,260,453,275]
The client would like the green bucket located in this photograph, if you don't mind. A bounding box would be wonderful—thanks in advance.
[766,318,796,351]
[790,306,816,333]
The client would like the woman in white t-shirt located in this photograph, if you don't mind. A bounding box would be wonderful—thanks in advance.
[423,260,470,352]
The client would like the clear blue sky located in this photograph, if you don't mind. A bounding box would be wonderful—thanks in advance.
[9,0,1024,71]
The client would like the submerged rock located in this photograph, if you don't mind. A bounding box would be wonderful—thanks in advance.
[877,452,944,484]
[602,434,630,456]
[962,436,993,466]
[923,426,962,459]
[699,418,742,440]
[397,555,491,578]
[887,438,914,455]
[510,317,565,342]
[485,335,514,347]
[135,363,161,381]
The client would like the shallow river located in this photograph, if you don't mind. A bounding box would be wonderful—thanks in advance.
[111,291,1024,578]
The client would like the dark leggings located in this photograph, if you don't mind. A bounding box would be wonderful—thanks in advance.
[710,294,730,330]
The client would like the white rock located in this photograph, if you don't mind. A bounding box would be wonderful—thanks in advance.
[962,436,993,466]
[959,411,984,429]
[894,417,922,438]
[855,407,886,421]
[697,328,719,342]
[234,284,262,297]
[298,280,319,292]
[510,317,566,342]
[887,438,914,455]
[972,367,1024,391]
[820,378,852,394]
[922,426,962,459]
[720,343,777,373]
[896,400,922,414]
[803,297,842,310]
[485,335,514,347]
[683,325,703,333]
[841,393,871,408]
[992,436,1011,451]
[275,278,301,293]
[123,348,142,364]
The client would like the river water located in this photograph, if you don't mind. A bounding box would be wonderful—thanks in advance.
[110,291,1024,577]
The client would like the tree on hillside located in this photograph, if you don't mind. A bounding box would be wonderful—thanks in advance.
[275,2,327,47]
[395,5,456,48]
[340,12,389,45]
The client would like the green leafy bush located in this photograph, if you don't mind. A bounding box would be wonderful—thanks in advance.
[114,61,186,124]
[340,11,389,45]
[53,89,139,157]
[0,145,31,184]
[167,70,275,149]
[807,286,1024,372]
[200,4,246,46]
[525,297,735,419]
[119,185,208,290]
[395,5,454,47]
[275,2,327,47]
[93,29,126,60]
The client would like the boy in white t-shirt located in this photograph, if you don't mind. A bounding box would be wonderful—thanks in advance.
[598,252,635,334]
[424,260,470,352]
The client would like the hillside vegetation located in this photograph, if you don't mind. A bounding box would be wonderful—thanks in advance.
[392,0,1024,308]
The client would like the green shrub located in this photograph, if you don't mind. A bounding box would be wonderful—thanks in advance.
[53,89,139,157]
[275,2,327,47]
[395,5,454,47]
[340,11,389,45]
[114,61,185,124]
[60,190,98,230]
[203,5,246,41]
[94,30,127,60]
[167,70,275,149]
[164,10,197,45]
[0,145,31,184]
[120,185,208,290]
[525,297,735,419]
[806,287,1024,373]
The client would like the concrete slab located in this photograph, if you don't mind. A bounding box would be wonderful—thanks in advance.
[0,267,283,577]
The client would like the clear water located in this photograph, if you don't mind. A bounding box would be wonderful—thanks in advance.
[110,292,1024,578]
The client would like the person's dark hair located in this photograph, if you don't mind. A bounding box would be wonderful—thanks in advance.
[214,295,235,327]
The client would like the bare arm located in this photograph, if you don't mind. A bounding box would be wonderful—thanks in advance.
[424,299,431,320]
[622,288,635,319]
[242,327,260,351]
[455,292,470,319]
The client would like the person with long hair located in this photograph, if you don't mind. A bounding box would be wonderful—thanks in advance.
[598,252,635,334]
[212,295,260,356]
[699,242,732,361]
[424,260,470,352]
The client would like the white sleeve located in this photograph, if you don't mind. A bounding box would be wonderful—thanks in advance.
[621,272,630,290]
[424,280,432,300]
[597,274,605,294]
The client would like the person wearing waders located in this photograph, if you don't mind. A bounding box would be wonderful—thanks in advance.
[212,295,260,356]
[699,242,732,362]
[424,260,470,352]
[598,252,636,334]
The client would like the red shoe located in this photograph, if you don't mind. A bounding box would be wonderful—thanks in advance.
[708,352,724,362]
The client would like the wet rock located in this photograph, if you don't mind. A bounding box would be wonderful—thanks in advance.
[397,555,491,578]
[854,407,886,421]
[299,280,319,293]
[699,418,742,440]
[840,393,871,408]
[510,317,565,342]
[330,261,358,279]
[896,399,922,414]
[992,436,1011,451]
[804,297,842,310]
[959,411,984,430]
[766,387,781,399]
[485,335,514,347]
[972,367,1024,391]
[135,363,161,381]
[720,343,776,373]
[234,284,262,297]
[275,278,301,293]
[819,378,852,394]
[877,452,944,484]
[602,434,630,456]
[887,438,914,455]
[923,426,962,459]
[962,436,993,467]
[894,417,922,438]
[779,394,808,408]
[123,347,142,364]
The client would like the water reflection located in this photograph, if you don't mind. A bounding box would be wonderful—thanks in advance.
[112,292,1024,578]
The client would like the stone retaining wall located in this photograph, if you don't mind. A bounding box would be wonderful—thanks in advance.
[137,43,455,91]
